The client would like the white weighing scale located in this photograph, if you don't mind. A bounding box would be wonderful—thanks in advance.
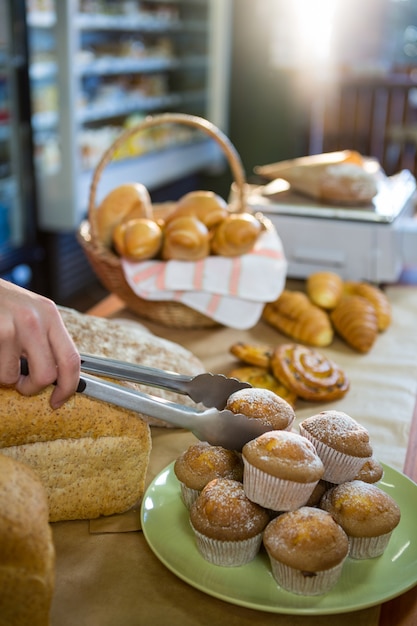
[245,169,417,284]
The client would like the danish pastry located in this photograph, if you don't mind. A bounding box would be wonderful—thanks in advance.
[306,271,344,310]
[162,215,210,261]
[343,281,391,331]
[330,295,379,353]
[270,343,350,402]
[263,290,334,347]
[229,342,274,369]
[228,366,297,408]
[210,213,262,256]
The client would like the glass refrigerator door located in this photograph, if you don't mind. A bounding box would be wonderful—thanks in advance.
[0,0,42,289]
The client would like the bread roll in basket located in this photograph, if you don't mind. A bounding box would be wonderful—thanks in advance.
[78,113,254,329]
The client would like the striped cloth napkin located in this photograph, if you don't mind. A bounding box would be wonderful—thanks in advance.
[121,219,287,329]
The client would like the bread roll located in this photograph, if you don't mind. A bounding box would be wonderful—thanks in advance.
[113,217,163,260]
[306,271,344,310]
[0,386,152,522]
[262,290,334,347]
[96,182,153,247]
[168,190,229,228]
[0,454,55,625]
[162,215,210,260]
[210,213,262,257]
[330,294,379,353]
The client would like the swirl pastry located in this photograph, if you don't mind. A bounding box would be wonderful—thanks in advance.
[162,215,210,261]
[210,213,262,257]
[306,271,344,310]
[270,343,350,402]
[343,281,391,331]
[263,290,334,347]
[168,190,229,229]
[330,295,379,353]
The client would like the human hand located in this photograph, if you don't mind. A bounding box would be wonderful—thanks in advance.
[0,279,80,408]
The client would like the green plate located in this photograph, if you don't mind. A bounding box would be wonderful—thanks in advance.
[141,463,417,615]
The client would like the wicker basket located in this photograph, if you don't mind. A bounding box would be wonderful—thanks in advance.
[77,113,248,328]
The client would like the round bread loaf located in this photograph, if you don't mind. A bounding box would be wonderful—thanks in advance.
[168,190,229,228]
[226,387,295,431]
[242,430,324,511]
[299,411,372,483]
[189,478,269,566]
[320,480,401,558]
[263,506,349,595]
[174,442,243,508]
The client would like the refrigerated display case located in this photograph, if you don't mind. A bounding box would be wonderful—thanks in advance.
[0,0,45,291]
[26,0,232,231]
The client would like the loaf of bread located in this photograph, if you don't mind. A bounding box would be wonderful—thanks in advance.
[306,271,344,310]
[0,307,205,522]
[0,454,55,625]
[210,213,262,256]
[330,294,379,353]
[262,290,334,347]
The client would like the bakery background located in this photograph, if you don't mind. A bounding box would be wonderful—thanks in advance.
[1,0,417,307]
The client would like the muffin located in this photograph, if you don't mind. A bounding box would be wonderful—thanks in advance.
[242,430,324,511]
[320,480,401,559]
[263,506,349,595]
[354,456,384,483]
[299,411,373,483]
[226,387,295,431]
[189,478,270,566]
[174,442,243,508]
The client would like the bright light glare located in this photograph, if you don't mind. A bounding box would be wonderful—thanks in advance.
[289,0,338,65]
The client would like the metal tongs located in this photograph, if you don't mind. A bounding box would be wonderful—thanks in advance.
[21,355,272,450]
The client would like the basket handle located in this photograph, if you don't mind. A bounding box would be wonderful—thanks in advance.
[88,113,247,241]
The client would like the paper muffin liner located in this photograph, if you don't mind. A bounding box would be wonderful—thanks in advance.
[299,425,370,483]
[180,483,200,509]
[348,531,393,559]
[242,459,318,511]
[190,524,263,566]
[267,554,346,596]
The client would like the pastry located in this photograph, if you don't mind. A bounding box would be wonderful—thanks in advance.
[330,294,379,353]
[242,430,324,511]
[354,456,384,483]
[161,215,210,260]
[226,387,295,431]
[168,190,229,229]
[229,341,273,369]
[299,411,373,483]
[262,290,334,347]
[210,212,262,256]
[320,480,401,559]
[0,454,55,626]
[306,271,344,310]
[189,478,269,566]
[270,343,350,402]
[227,365,297,407]
[113,217,163,260]
[173,442,243,509]
[344,281,392,331]
[263,506,349,595]
[95,182,153,247]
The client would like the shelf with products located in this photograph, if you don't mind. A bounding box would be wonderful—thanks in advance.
[25,0,232,230]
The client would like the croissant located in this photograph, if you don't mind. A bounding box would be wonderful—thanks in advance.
[161,215,210,261]
[167,190,229,229]
[330,295,378,353]
[306,271,344,310]
[343,281,391,331]
[210,213,262,257]
[113,217,163,261]
[262,290,334,347]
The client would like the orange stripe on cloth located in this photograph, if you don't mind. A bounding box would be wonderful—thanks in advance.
[251,248,285,259]
[193,259,205,290]
[130,263,163,285]
[206,293,222,316]
[228,258,242,296]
